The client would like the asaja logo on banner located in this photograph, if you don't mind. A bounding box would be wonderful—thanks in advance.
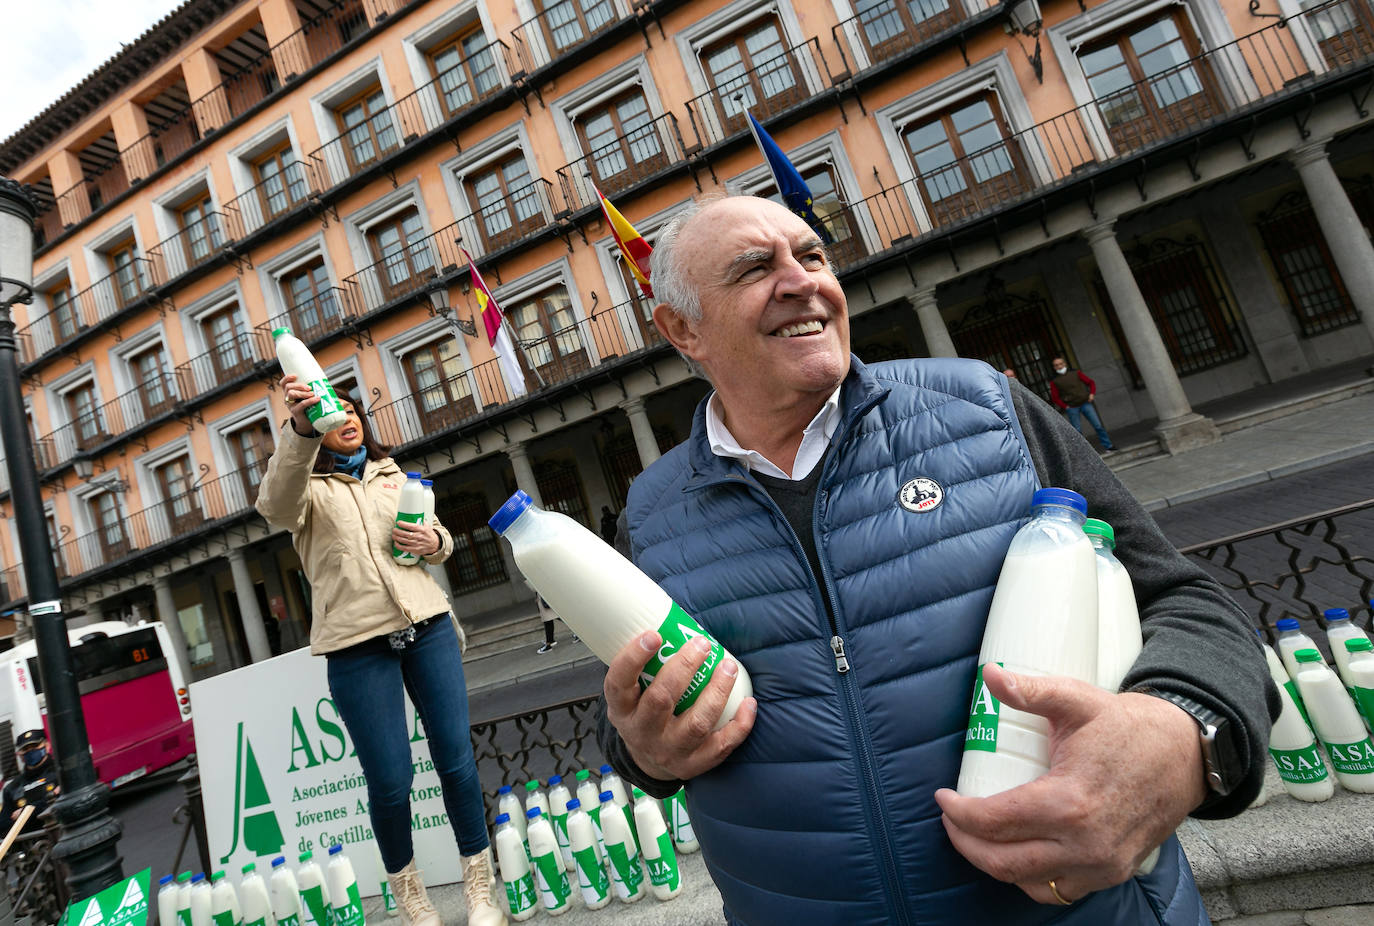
[66,869,151,926]
[220,722,286,863]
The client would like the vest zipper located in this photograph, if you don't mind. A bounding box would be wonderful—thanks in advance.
[830,635,849,674]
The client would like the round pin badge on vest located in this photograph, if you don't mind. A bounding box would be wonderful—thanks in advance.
[898,477,944,513]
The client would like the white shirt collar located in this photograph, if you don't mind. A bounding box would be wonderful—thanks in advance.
[706,385,844,480]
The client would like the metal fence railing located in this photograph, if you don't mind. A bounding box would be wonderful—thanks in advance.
[510,0,627,74]
[683,37,837,149]
[555,112,693,212]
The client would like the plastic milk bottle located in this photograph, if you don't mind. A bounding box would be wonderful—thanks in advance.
[633,788,681,901]
[546,775,575,872]
[565,798,611,910]
[177,872,195,926]
[493,813,537,922]
[1324,608,1371,694]
[663,788,698,854]
[268,858,302,926]
[1346,638,1374,731]
[190,873,213,926]
[421,480,436,526]
[296,852,332,926]
[1259,629,1310,727]
[598,765,628,806]
[957,488,1098,798]
[1267,660,1334,802]
[599,791,646,903]
[1275,618,1319,682]
[489,491,752,730]
[158,875,178,926]
[392,474,426,564]
[497,785,528,851]
[1293,649,1374,792]
[525,808,571,915]
[239,864,273,926]
[325,846,364,926]
[524,780,550,824]
[209,872,241,926]
[574,770,604,853]
[369,846,395,918]
[1083,519,1141,690]
[273,328,347,433]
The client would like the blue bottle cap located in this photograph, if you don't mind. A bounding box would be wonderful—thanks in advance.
[1323,608,1350,622]
[1255,628,1264,637]
[498,785,512,795]
[271,857,286,868]
[1030,488,1087,515]
[599,764,613,775]
[159,875,175,885]
[192,873,205,883]
[495,813,510,825]
[1276,618,1301,631]
[421,479,433,487]
[489,490,534,535]
[565,798,581,811]
[526,807,542,819]
[548,774,562,785]
[406,472,422,480]
[599,791,614,803]
[328,845,342,856]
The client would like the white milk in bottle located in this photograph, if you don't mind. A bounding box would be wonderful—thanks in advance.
[368,846,395,918]
[565,799,611,910]
[489,491,752,730]
[1293,649,1374,792]
[1346,638,1374,730]
[268,858,302,926]
[158,875,178,926]
[600,792,646,903]
[1324,608,1371,694]
[1083,519,1141,690]
[421,480,436,526]
[176,873,194,926]
[209,873,241,926]
[574,770,604,854]
[494,813,538,922]
[546,775,575,873]
[239,864,274,926]
[526,808,572,916]
[524,780,549,824]
[598,765,628,807]
[296,852,332,926]
[1275,618,1319,682]
[633,788,681,901]
[663,789,698,854]
[325,845,364,926]
[497,785,528,852]
[1267,665,1334,802]
[190,873,213,926]
[273,328,347,433]
[957,488,1098,798]
[392,474,426,564]
[1259,629,1310,727]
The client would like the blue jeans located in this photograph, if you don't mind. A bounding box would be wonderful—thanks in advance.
[1066,401,1114,450]
[326,616,488,871]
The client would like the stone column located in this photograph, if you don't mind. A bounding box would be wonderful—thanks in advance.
[1084,222,1219,453]
[912,287,957,358]
[227,549,272,663]
[506,442,543,507]
[620,397,661,470]
[1290,142,1374,346]
[153,575,193,681]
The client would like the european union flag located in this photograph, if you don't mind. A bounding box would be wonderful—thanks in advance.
[746,111,832,244]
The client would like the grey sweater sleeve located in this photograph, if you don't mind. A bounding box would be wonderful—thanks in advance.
[1009,381,1278,817]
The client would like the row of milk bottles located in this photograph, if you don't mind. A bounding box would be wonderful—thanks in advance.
[1261,607,1374,801]
[156,845,385,926]
[492,767,695,919]
[273,327,434,566]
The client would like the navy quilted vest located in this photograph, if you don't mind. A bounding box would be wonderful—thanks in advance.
[626,358,1206,926]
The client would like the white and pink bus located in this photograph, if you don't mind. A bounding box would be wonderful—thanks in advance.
[0,620,195,788]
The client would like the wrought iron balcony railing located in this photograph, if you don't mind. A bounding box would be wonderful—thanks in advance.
[173,332,269,402]
[339,220,465,316]
[555,112,693,213]
[269,0,373,83]
[31,374,180,467]
[119,107,202,187]
[455,177,561,257]
[831,0,992,72]
[223,159,314,239]
[511,0,627,73]
[15,258,157,364]
[147,212,228,282]
[53,151,130,229]
[250,287,361,361]
[684,37,837,148]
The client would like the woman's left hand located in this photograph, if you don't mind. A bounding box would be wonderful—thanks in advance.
[392,522,440,557]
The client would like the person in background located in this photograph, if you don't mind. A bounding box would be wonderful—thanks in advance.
[1049,355,1115,452]
[1002,367,1017,379]
[595,195,1274,925]
[599,505,619,544]
[536,594,558,654]
[256,378,506,926]
[1,731,58,833]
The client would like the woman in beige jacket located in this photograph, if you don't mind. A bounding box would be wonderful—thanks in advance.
[256,375,505,926]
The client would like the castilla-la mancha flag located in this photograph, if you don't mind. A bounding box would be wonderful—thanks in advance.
[596,187,653,299]
[463,248,527,398]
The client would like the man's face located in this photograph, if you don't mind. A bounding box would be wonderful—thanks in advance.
[1052,358,1068,375]
[658,198,850,418]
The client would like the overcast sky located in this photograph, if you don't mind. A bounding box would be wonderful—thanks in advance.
[3,0,182,146]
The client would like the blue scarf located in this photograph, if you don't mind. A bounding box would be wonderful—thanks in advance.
[330,447,367,480]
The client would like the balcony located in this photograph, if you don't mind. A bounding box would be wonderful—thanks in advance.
[120,105,201,185]
[340,220,466,315]
[250,287,360,361]
[191,26,281,135]
[271,0,373,81]
[53,141,129,228]
[148,212,227,282]
[512,0,627,73]
[33,376,181,467]
[555,112,694,213]
[173,332,268,402]
[685,38,836,148]
[831,0,991,71]
[456,178,561,257]
[15,258,157,364]
[223,160,314,239]
[0,565,24,606]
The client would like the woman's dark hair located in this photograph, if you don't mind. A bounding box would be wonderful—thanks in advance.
[311,390,392,475]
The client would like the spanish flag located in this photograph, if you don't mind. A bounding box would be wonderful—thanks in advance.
[463,248,527,398]
[596,187,654,299]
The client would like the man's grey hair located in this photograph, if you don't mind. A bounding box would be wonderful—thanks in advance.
[649,194,730,324]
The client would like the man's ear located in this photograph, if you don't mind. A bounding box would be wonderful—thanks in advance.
[653,303,699,358]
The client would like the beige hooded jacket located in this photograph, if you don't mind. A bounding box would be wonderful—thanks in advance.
[255,424,462,655]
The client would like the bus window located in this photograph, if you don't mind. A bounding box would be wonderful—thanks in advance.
[26,627,165,696]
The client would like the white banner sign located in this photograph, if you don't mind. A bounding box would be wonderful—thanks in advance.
[192,647,458,894]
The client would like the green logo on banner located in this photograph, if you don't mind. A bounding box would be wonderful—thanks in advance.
[503,872,537,913]
[606,842,643,895]
[964,663,1000,752]
[641,603,726,714]
[66,868,151,926]
[220,723,285,863]
[645,833,680,890]
[1324,737,1374,775]
[1269,744,1329,783]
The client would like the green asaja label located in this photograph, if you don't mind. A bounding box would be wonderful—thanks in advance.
[1323,737,1374,775]
[572,846,610,900]
[532,852,570,909]
[1353,685,1374,728]
[645,833,680,890]
[380,880,396,914]
[964,663,1000,753]
[332,883,363,926]
[1269,743,1329,783]
[392,511,425,557]
[299,885,331,926]
[1285,680,1311,727]
[641,602,726,714]
[245,917,268,926]
[606,842,644,895]
[278,914,301,926]
[212,910,236,926]
[503,872,537,913]
[178,910,192,926]
[306,380,342,424]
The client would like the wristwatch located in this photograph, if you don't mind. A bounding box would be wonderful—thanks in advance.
[1136,689,1242,797]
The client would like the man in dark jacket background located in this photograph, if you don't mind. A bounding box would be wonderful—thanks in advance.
[596,195,1274,925]
[1049,355,1115,452]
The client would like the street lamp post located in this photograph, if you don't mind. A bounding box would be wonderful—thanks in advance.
[0,177,123,899]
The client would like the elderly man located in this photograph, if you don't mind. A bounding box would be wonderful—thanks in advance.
[595,195,1274,925]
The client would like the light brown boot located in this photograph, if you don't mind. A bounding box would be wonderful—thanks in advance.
[461,847,508,926]
[387,860,440,926]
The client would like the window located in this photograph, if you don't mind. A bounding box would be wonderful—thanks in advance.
[203,305,253,380]
[903,95,1031,227]
[228,420,275,502]
[253,142,309,220]
[764,162,866,268]
[66,382,107,451]
[508,286,587,385]
[429,27,501,117]
[154,455,204,535]
[129,344,175,418]
[533,458,590,526]
[576,89,666,191]
[108,238,146,308]
[540,0,617,54]
[949,285,1069,401]
[438,492,509,592]
[91,492,130,562]
[700,18,804,133]
[465,153,544,250]
[401,339,476,431]
[49,283,79,341]
[852,0,964,62]
[179,193,223,268]
[335,86,399,171]
[1078,11,1223,151]
[1300,0,1374,67]
[281,259,342,339]
[366,208,436,298]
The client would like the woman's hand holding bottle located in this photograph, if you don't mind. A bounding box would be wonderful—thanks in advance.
[281,374,321,436]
